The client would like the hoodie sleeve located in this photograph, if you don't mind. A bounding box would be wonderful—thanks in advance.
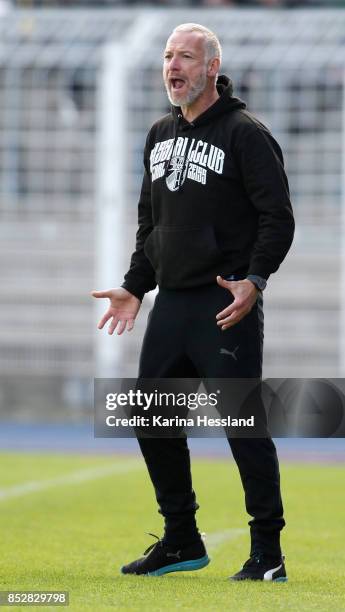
[121,156,157,301]
[235,120,295,280]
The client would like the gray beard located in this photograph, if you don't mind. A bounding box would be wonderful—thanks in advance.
[165,70,207,107]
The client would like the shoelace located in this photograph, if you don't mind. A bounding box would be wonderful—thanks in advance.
[242,553,283,569]
[242,555,262,569]
[143,533,163,556]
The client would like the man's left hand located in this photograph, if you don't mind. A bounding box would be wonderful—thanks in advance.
[216,276,259,330]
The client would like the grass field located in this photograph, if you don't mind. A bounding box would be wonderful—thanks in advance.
[0,451,344,611]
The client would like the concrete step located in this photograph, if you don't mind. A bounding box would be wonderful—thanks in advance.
[0,331,93,344]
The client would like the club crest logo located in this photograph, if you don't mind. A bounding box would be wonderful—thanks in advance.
[165,156,188,192]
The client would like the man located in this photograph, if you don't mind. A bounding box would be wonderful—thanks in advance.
[92,23,294,581]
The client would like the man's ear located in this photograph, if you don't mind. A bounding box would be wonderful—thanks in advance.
[207,57,220,78]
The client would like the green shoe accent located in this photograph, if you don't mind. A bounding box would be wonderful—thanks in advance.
[146,554,210,576]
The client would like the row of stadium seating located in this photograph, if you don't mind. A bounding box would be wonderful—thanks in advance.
[6,1,345,8]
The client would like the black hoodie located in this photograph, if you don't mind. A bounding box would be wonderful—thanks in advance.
[122,75,294,301]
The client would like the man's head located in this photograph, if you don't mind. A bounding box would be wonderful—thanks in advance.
[163,23,222,108]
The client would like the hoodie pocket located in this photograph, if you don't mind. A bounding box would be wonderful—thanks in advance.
[144,225,223,287]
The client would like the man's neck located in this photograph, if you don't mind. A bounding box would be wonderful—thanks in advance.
[181,89,220,123]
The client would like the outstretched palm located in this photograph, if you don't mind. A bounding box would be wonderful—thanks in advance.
[91,287,141,335]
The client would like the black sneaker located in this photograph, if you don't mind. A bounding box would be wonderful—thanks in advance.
[229,553,287,582]
[121,533,210,577]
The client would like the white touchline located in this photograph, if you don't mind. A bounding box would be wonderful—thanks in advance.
[205,528,247,552]
[0,466,248,552]
[0,461,143,502]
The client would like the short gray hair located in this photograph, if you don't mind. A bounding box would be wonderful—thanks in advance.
[172,23,222,65]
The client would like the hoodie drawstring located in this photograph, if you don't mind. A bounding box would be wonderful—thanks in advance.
[164,112,192,191]
[164,112,182,181]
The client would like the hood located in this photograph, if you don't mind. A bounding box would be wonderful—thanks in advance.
[171,74,246,129]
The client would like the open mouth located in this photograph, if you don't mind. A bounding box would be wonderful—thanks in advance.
[170,78,186,91]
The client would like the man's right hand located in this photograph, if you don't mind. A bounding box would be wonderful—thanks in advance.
[91,287,141,335]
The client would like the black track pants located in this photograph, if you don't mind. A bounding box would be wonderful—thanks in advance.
[137,283,285,557]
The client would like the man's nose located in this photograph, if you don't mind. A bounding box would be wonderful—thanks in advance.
[168,56,181,71]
